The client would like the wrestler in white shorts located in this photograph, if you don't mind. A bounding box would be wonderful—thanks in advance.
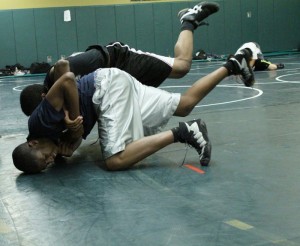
[92,68,180,159]
[235,42,263,60]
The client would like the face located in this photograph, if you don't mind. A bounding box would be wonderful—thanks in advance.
[28,139,58,170]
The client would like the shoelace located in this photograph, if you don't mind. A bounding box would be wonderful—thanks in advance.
[180,144,190,166]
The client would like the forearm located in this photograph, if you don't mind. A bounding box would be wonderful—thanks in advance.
[61,126,83,144]
[46,72,81,119]
[62,74,81,120]
[58,137,82,157]
[45,71,83,138]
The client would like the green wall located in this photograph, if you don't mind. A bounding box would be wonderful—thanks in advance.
[0,0,299,68]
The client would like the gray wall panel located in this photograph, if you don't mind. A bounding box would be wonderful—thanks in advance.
[55,7,78,58]
[34,9,58,62]
[224,0,242,54]
[76,7,97,51]
[153,3,173,56]
[0,0,299,69]
[0,11,16,67]
[241,0,258,44]
[134,4,155,52]
[95,6,117,45]
[115,5,136,47]
[206,0,225,54]
[258,0,275,52]
[13,9,37,67]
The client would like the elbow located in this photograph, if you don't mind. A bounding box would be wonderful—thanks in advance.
[55,59,69,68]
[63,71,75,80]
[61,72,76,84]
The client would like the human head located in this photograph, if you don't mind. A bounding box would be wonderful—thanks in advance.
[12,138,58,174]
[20,84,47,116]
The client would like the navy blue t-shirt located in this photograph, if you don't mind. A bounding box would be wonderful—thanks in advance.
[77,72,97,138]
[28,99,65,143]
[28,72,97,142]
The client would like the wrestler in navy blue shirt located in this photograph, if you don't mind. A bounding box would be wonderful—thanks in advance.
[28,72,97,142]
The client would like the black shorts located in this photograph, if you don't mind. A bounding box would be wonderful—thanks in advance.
[254,59,271,71]
[106,42,172,87]
[44,45,110,90]
[70,45,110,75]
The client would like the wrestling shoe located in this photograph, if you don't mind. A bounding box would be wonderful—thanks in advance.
[175,119,212,166]
[225,48,255,87]
[276,63,284,69]
[178,2,220,28]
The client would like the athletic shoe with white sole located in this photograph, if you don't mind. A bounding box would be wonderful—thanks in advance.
[225,48,255,87]
[178,2,220,28]
[276,63,284,69]
[174,118,211,166]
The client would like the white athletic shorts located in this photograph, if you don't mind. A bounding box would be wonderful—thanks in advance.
[235,42,263,60]
[92,68,180,159]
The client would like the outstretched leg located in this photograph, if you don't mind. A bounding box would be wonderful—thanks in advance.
[170,2,220,78]
[175,48,255,116]
[105,118,210,170]
[106,131,174,171]
[174,67,227,116]
[104,49,255,171]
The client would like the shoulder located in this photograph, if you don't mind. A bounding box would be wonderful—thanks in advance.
[30,99,64,121]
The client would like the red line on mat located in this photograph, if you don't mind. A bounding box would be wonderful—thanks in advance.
[184,164,205,174]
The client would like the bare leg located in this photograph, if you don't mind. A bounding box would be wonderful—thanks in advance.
[174,67,228,116]
[267,63,278,70]
[170,30,194,78]
[250,59,256,68]
[105,67,229,170]
[105,131,174,171]
[169,2,220,79]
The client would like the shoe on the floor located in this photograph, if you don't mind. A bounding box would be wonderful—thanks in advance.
[177,119,212,166]
[276,63,284,69]
[178,2,220,28]
[227,48,255,87]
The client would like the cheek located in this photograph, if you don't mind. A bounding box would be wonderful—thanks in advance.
[38,161,49,171]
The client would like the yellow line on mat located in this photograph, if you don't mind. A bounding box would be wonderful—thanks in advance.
[0,219,12,233]
[225,219,254,230]
[224,219,299,245]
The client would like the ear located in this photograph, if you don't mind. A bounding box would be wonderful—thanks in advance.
[41,93,46,99]
[28,140,39,147]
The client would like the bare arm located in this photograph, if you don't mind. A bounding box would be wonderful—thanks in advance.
[45,71,84,141]
[53,59,71,81]
[46,59,71,89]
[58,137,83,157]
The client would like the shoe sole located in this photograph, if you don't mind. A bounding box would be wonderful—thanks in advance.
[178,2,220,23]
[240,49,255,87]
[198,120,212,166]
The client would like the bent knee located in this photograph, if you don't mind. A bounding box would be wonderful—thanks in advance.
[105,155,125,171]
[177,106,193,117]
[171,59,192,78]
[55,59,69,67]
[174,97,194,117]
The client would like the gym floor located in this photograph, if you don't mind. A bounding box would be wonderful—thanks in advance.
[1,54,300,246]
